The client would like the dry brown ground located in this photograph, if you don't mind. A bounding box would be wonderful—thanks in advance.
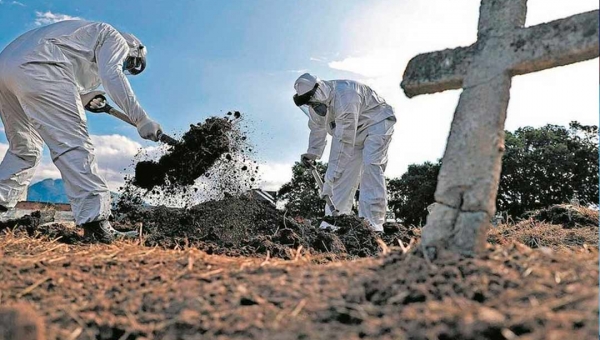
[0,221,597,340]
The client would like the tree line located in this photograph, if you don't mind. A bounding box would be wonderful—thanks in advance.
[278,122,599,225]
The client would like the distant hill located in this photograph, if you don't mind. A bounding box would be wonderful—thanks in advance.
[27,179,121,205]
[27,179,69,203]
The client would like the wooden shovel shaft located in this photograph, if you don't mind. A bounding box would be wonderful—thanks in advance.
[84,93,178,146]
[310,168,338,216]
[108,107,136,127]
[108,108,179,146]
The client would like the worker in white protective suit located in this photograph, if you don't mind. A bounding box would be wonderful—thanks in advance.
[293,73,396,232]
[0,20,163,243]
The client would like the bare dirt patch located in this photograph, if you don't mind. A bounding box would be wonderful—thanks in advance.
[0,234,596,339]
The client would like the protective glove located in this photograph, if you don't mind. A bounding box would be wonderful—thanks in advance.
[300,153,318,168]
[137,116,162,142]
[80,90,106,111]
[321,180,333,199]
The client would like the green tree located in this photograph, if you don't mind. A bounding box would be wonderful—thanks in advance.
[497,121,598,216]
[278,162,327,220]
[388,161,440,226]
[388,122,599,224]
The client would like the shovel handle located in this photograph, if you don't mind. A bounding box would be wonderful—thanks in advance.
[157,131,180,146]
[84,94,179,146]
[310,166,339,216]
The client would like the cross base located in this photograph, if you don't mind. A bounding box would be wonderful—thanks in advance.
[421,204,490,256]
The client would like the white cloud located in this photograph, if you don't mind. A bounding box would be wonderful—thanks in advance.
[34,11,82,26]
[89,134,150,190]
[257,161,294,191]
[287,69,308,74]
[32,162,61,181]
[328,52,394,78]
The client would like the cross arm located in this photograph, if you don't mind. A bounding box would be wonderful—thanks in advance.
[401,45,476,98]
[510,10,599,76]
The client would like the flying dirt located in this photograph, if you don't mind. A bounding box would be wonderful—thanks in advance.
[133,114,242,191]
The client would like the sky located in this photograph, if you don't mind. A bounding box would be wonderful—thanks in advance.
[0,0,597,193]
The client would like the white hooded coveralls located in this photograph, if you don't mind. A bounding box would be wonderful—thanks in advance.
[303,77,395,231]
[0,20,151,225]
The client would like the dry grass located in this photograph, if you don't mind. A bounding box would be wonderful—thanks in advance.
[488,204,598,251]
[488,220,597,250]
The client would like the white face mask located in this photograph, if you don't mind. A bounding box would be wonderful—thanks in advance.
[299,103,327,118]
[300,105,311,118]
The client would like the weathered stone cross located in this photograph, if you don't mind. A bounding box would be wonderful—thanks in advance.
[401,0,598,256]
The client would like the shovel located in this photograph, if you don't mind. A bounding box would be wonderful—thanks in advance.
[307,162,339,217]
[81,92,179,146]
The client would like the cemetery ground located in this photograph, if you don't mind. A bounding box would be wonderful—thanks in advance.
[0,203,597,339]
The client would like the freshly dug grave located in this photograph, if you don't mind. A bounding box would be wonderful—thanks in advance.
[110,110,416,259]
[115,195,414,260]
[0,197,415,261]
[2,201,593,260]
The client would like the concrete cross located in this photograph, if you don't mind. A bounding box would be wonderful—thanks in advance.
[401,0,599,256]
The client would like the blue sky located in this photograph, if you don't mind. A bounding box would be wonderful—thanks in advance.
[0,0,598,191]
[0,0,359,152]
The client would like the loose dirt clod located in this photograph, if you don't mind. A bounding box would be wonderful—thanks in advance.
[0,304,46,340]
[0,212,41,235]
[133,117,234,190]
[118,112,260,209]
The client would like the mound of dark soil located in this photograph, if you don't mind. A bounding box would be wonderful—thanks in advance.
[382,221,420,246]
[115,196,413,259]
[0,213,121,245]
[33,224,83,244]
[0,212,41,234]
[133,117,234,190]
[320,215,384,257]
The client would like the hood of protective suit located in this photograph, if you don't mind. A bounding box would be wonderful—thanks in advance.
[119,32,147,59]
[294,73,332,105]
